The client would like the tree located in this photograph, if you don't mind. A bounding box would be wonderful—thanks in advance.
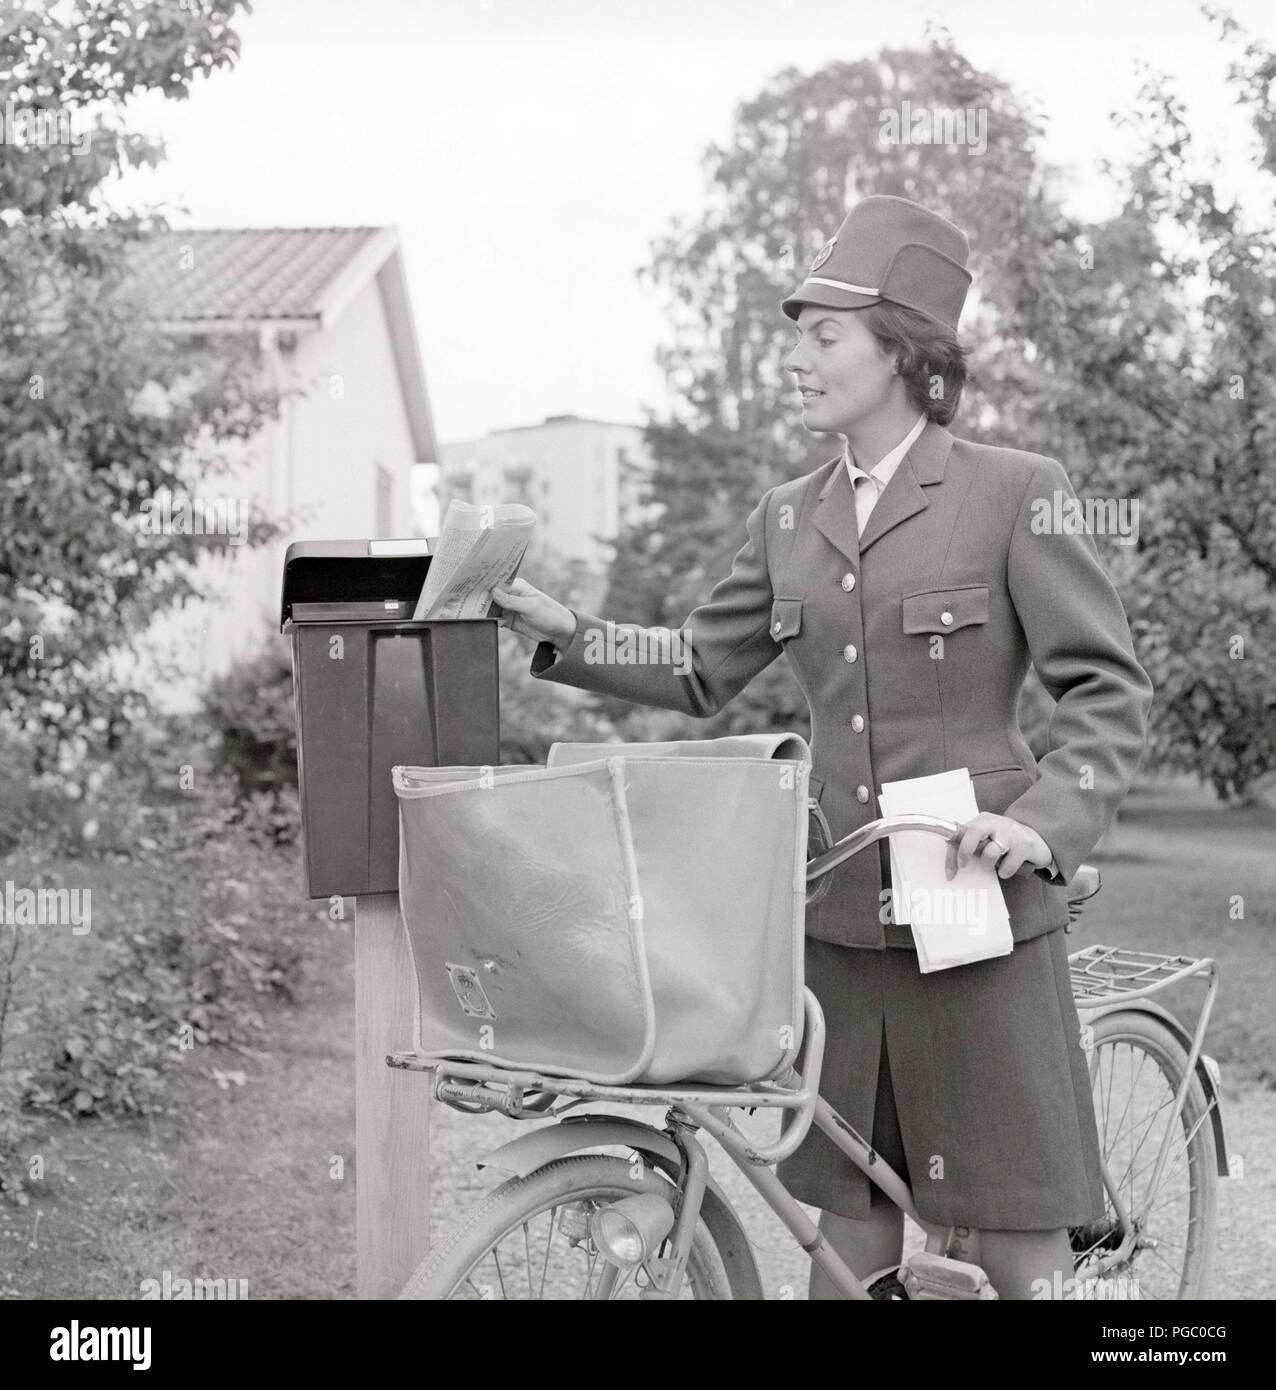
[600,24,1275,796]
[0,0,276,776]
[601,36,1059,741]
[1001,15,1276,800]
[1131,41,1276,799]
[610,36,1047,630]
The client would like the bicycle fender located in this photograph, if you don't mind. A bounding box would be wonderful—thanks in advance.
[479,1114,683,1178]
[478,1114,765,1299]
[1081,999,1230,1177]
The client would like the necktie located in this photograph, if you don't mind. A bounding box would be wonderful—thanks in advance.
[851,469,879,539]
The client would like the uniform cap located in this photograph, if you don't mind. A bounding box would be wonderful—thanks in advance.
[782,194,972,331]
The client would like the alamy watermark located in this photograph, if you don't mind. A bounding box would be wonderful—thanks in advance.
[1030,490,1140,545]
[879,886,991,930]
[1,100,92,156]
[50,1324,150,1371]
[1032,1271,1141,1300]
[879,101,987,156]
[137,488,248,546]
[582,620,693,675]
[139,1269,249,1300]
[0,880,91,935]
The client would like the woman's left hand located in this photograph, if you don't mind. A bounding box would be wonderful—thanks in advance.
[945,814,1053,881]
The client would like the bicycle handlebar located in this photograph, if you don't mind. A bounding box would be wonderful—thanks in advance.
[806,813,961,885]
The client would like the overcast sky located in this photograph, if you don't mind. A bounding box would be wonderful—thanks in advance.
[114,0,1276,446]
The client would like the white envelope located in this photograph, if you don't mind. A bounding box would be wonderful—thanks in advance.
[877,768,1013,972]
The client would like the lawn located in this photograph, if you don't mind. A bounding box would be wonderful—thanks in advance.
[2,773,1272,1299]
[1,920,358,1301]
[1078,776,1276,1089]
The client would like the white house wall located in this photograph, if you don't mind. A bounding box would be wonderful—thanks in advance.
[141,275,425,711]
[286,274,420,543]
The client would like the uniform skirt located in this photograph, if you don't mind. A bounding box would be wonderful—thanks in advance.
[776,925,1106,1230]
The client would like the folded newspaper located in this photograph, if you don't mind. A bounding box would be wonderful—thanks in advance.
[412,500,536,620]
[877,768,1013,972]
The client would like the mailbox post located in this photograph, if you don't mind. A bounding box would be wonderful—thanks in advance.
[281,539,500,1297]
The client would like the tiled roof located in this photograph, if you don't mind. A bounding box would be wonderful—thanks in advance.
[126,226,383,323]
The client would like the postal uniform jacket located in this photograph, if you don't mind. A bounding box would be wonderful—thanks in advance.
[531,420,1155,950]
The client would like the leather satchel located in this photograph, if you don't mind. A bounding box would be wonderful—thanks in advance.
[393,735,810,1086]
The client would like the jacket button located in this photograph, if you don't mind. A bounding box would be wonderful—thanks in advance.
[841,572,856,592]
[851,714,865,732]
[856,785,870,803]
[773,620,782,635]
[940,610,954,625]
[842,644,857,663]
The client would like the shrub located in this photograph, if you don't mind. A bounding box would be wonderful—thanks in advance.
[0,738,316,1203]
[202,642,298,800]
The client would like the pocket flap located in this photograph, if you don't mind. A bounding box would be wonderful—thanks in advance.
[770,597,803,641]
[901,584,990,635]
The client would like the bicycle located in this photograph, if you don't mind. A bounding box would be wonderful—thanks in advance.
[392,812,1228,1300]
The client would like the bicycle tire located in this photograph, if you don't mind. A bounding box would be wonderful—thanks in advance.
[1072,1009,1217,1299]
[401,1155,751,1300]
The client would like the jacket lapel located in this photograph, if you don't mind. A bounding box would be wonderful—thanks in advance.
[812,419,954,563]
[811,456,859,565]
[861,419,954,555]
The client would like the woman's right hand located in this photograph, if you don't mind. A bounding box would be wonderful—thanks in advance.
[490,578,577,648]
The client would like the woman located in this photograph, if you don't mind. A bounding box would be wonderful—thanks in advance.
[492,194,1153,1300]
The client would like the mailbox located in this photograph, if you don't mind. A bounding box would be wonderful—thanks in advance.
[280,538,500,898]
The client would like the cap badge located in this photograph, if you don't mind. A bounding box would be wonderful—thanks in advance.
[810,237,837,272]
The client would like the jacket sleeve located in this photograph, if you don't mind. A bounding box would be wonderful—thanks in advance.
[529,487,781,717]
[1003,455,1154,884]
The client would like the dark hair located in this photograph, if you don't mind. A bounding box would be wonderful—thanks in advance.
[860,301,969,426]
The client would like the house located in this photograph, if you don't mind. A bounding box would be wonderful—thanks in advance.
[439,414,652,607]
[127,226,439,706]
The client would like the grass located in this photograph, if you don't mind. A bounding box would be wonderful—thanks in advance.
[1,772,1272,1299]
[1079,776,1276,1090]
[1,920,357,1300]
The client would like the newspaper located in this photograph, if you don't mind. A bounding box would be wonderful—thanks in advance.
[877,768,1013,972]
[411,500,536,620]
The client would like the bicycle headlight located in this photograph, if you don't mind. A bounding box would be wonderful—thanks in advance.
[589,1194,675,1268]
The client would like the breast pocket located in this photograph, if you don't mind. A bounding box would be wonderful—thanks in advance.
[901,583,990,635]
[770,597,803,643]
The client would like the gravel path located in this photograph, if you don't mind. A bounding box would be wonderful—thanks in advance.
[428,1081,1274,1299]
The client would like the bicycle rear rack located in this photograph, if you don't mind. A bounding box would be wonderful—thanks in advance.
[1069,943,1217,1007]
[388,988,830,1167]
[387,1053,813,1115]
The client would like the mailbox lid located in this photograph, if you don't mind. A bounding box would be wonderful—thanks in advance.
[280,538,436,628]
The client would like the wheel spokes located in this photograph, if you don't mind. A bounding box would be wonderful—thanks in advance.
[1086,1036,1201,1299]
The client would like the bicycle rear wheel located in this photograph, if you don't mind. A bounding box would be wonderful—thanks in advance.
[1071,1010,1217,1299]
[401,1155,750,1300]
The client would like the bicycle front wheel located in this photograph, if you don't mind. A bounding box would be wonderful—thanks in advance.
[1072,1010,1217,1299]
[401,1155,748,1300]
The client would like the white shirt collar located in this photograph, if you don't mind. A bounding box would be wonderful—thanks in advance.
[843,413,928,491]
